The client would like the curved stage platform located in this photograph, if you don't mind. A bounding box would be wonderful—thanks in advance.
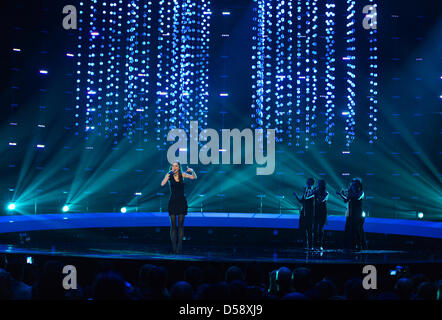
[1,212,441,238]
[0,212,441,265]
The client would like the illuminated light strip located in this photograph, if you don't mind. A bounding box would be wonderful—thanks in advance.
[345,0,356,147]
[156,0,172,147]
[275,0,284,142]
[310,0,319,145]
[198,0,211,129]
[304,0,312,149]
[295,0,302,147]
[285,0,294,145]
[368,1,378,144]
[156,0,210,148]
[75,1,83,134]
[324,1,336,145]
[251,0,266,130]
[264,0,273,130]
[123,0,138,141]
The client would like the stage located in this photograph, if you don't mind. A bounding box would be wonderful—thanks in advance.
[1,212,441,265]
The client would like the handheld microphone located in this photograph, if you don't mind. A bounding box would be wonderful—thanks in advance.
[168,170,174,175]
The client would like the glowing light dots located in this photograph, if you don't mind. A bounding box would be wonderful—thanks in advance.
[78,0,154,142]
[156,0,211,148]
[252,0,329,148]
[345,0,356,147]
[324,1,336,145]
[367,1,378,144]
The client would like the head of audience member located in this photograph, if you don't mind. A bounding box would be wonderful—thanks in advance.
[244,262,265,287]
[184,265,203,291]
[169,281,194,300]
[291,267,313,293]
[225,266,244,283]
[228,280,248,300]
[267,270,278,296]
[282,292,308,300]
[147,266,169,299]
[6,256,25,282]
[203,265,220,285]
[394,277,413,300]
[91,271,128,300]
[0,268,12,300]
[377,292,399,300]
[411,274,429,294]
[344,278,368,300]
[313,279,337,300]
[275,267,292,297]
[416,282,438,300]
[32,260,66,300]
[138,264,156,289]
[199,282,230,300]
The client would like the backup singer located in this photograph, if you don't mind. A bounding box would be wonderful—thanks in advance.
[314,179,329,250]
[294,178,315,250]
[161,161,197,254]
[337,178,365,251]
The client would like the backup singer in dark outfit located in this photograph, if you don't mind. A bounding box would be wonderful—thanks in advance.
[314,179,329,250]
[161,161,197,254]
[337,178,365,251]
[294,178,315,250]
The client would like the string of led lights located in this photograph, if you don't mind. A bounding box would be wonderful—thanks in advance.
[75,3,84,136]
[285,0,294,145]
[156,0,211,148]
[264,0,273,130]
[294,0,303,147]
[123,1,140,142]
[304,0,312,148]
[367,1,378,144]
[198,3,210,130]
[345,0,356,147]
[251,0,265,130]
[156,0,174,147]
[123,0,152,143]
[274,0,285,142]
[309,0,319,146]
[324,1,336,145]
[252,0,324,148]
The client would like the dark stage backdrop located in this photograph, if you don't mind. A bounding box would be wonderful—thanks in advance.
[0,0,441,220]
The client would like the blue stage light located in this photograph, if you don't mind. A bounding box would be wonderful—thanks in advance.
[7,203,16,211]
[417,212,424,219]
[62,205,70,213]
[120,207,127,213]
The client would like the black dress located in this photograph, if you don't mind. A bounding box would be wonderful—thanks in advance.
[168,175,188,216]
[299,187,315,248]
[345,191,365,249]
[314,190,328,227]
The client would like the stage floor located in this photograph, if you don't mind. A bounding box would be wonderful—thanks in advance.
[0,212,441,264]
[1,242,441,265]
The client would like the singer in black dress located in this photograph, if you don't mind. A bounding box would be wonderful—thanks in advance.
[161,161,197,254]
[168,172,188,216]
